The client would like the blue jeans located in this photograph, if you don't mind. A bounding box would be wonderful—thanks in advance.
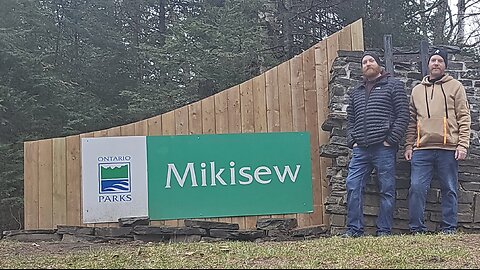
[346,144,397,235]
[408,149,458,232]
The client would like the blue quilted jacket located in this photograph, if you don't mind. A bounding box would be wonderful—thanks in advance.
[346,75,409,148]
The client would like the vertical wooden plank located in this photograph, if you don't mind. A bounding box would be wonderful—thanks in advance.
[252,74,271,221]
[253,74,267,133]
[315,41,330,140]
[135,120,149,136]
[303,48,316,94]
[147,115,162,136]
[214,91,231,224]
[24,141,39,229]
[277,62,293,132]
[420,40,429,77]
[53,138,67,227]
[120,123,135,136]
[161,111,177,227]
[290,55,306,132]
[299,47,320,227]
[227,86,241,135]
[265,67,280,133]
[93,129,108,138]
[265,66,283,221]
[226,85,245,229]
[383,35,394,74]
[107,127,121,137]
[201,96,217,224]
[176,106,189,136]
[327,32,340,72]
[240,80,255,134]
[338,26,353,51]
[202,97,216,135]
[215,92,229,135]
[162,111,176,136]
[66,135,82,226]
[81,132,95,138]
[288,55,306,222]
[175,106,189,227]
[80,132,94,227]
[351,18,364,51]
[313,205,324,228]
[240,79,256,229]
[38,139,53,229]
[304,89,322,226]
[316,41,332,224]
[188,101,203,135]
[304,47,321,225]
[146,116,164,227]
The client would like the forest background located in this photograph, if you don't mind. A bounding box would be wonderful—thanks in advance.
[1,0,479,231]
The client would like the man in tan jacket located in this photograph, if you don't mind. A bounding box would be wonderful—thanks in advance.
[404,48,471,234]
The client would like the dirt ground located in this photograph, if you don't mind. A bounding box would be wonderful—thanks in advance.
[0,238,144,256]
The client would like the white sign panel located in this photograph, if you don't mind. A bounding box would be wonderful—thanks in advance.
[81,136,148,223]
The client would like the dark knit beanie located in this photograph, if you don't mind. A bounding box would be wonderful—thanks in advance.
[428,48,448,68]
[361,51,383,66]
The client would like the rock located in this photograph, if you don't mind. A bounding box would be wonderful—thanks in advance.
[118,217,150,227]
[256,218,297,230]
[184,219,239,230]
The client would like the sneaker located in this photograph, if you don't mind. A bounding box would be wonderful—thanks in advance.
[376,232,392,237]
[440,229,456,235]
[410,230,428,235]
[340,231,363,238]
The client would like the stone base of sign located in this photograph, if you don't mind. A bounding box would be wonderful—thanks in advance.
[2,218,329,244]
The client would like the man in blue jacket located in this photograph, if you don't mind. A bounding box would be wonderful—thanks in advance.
[342,52,409,237]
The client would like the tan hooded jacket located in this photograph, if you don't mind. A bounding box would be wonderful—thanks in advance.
[405,74,471,151]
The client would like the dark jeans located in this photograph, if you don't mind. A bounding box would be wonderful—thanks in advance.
[345,144,397,235]
[408,149,458,233]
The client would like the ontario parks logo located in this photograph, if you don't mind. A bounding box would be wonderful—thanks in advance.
[97,156,133,202]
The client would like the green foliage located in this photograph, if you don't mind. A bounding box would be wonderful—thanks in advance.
[337,0,425,48]
[0,0,278,230]
[0,143,23,231]
[128,0,276,114]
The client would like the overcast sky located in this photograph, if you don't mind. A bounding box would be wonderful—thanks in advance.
[449,0,480,43]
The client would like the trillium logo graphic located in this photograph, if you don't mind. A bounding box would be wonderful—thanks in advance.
[98,163,131,194]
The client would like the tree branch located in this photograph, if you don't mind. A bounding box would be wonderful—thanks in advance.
[404,0,444,22]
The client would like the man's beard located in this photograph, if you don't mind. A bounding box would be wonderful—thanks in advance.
[363,66,381,78]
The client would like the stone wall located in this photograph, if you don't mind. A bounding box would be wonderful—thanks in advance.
[1,218,328,243]
[321,48,480,235]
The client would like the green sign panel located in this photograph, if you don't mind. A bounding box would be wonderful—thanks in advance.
[147,132,312,220]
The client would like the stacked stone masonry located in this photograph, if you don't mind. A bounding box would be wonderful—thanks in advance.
[321,48,480,235]
[1,218,328,243]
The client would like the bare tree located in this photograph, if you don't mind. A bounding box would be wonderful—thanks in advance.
[420,0,428,38]
[457,0,466,43]
[446,0,480,46]
[433,0,449,43]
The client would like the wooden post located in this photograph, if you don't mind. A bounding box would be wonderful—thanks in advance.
[420,40,429,77]
[383,35,394,74]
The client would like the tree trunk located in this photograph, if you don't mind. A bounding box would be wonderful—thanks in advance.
[433,0,448,44]
[278,0,293,59]
[419,0,428,38]
[157,0,166,47]
[457,0,466,44]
